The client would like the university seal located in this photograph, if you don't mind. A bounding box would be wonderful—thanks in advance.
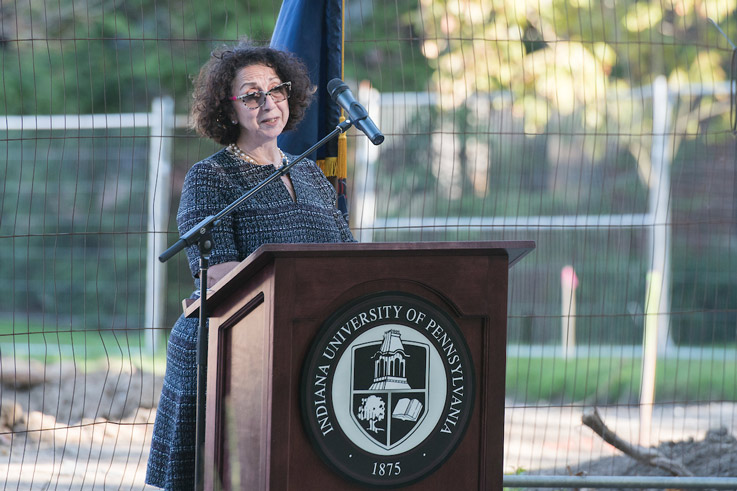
[301,292,475,487]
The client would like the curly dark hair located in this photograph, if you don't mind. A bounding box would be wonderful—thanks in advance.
[190,42,314,145]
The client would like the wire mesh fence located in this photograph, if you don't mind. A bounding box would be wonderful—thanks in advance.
[1,0,736,488]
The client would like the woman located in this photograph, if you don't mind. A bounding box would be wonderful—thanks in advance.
[146,42,355,489]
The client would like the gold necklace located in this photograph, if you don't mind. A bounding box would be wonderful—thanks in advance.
[227,143,287,167]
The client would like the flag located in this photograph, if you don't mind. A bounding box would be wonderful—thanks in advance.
[271,0,349,220]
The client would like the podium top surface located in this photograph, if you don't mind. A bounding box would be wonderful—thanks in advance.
[185,240,534,317]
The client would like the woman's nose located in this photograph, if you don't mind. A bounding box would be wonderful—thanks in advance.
[262,92,278,109]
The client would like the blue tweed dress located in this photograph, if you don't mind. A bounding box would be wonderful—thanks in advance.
[146,149,355,489]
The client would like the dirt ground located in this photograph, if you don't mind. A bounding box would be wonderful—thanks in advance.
[1,359,735,489]
[504,402,737,488]
[0,359,161,489]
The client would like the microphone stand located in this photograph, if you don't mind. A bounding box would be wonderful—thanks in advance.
[158,119,353,490]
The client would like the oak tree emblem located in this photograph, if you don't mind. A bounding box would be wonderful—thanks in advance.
[357,395,385,433]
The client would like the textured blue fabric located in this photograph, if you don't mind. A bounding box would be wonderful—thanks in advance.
[146,149,355,489]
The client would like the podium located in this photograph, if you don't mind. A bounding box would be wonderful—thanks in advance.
[185,241,534,490]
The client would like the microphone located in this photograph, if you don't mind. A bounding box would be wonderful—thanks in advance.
[327,79,385,145]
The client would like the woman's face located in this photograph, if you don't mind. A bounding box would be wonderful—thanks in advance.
[231,64,290,147]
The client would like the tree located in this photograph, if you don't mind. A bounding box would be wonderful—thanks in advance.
[410,0,736,169]
[0,0,279,114]
[358,395,386,433]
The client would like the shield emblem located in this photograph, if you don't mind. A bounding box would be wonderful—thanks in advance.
[350,329,429,450]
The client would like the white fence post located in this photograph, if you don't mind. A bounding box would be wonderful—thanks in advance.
[145,96,174,354]
[561,266,579,358]
[648,75,674,355]
[354,82,381,242]
[640,75,673,446]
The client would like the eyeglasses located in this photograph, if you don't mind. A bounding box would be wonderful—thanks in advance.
[230,81,292,109]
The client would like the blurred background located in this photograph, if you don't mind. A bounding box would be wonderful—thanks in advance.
[1,0,736,488]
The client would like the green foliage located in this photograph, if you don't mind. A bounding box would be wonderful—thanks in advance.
[0,2,280,115]
[0,130,150,329]
[0,1,434,114]
[344,0,434,92]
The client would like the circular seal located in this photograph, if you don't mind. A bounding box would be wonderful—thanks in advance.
[301,292,475,487]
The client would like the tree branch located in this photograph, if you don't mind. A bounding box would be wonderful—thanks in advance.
[582,408,694,477]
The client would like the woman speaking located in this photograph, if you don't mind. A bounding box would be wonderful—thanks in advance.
[146,41,355,489]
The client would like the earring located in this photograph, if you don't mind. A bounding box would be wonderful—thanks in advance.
[232,120,238,125]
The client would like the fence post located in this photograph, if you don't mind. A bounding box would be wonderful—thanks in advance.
[640,75,673,445]
[145,96,174,354]
[353,81,380,242]
[647,75,673,355]
[640,270,661,446]
[561,265,578,358]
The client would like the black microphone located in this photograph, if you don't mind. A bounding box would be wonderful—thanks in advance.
[327,79,384,145]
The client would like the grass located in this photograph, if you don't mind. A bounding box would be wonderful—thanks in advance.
[0,320,167,373]
[2,318,734,402]
[506,355,737,404]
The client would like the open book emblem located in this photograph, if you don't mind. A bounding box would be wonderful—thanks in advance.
[350,329,429,450]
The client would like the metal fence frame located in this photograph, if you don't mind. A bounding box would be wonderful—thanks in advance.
[2,81,734,488]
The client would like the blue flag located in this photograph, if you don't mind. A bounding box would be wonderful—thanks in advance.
[271,0,349,219]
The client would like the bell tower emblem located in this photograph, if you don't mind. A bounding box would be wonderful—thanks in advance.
[350,329,429,450]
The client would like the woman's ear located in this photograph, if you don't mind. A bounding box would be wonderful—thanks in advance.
[226,107,238,125]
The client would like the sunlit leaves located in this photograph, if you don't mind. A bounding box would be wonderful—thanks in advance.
[689,51,728,84]
[411,0,737,144]
[698,0,737,23]
[624,2,664,33]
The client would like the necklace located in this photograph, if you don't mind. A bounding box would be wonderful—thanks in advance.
[227,143,287,167]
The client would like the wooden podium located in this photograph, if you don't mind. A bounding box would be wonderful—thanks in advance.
[185,241,534,490]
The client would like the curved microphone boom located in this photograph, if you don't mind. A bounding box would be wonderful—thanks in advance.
[327,79,385,145]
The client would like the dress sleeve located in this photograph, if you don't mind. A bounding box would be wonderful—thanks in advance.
[177,159,241,277]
